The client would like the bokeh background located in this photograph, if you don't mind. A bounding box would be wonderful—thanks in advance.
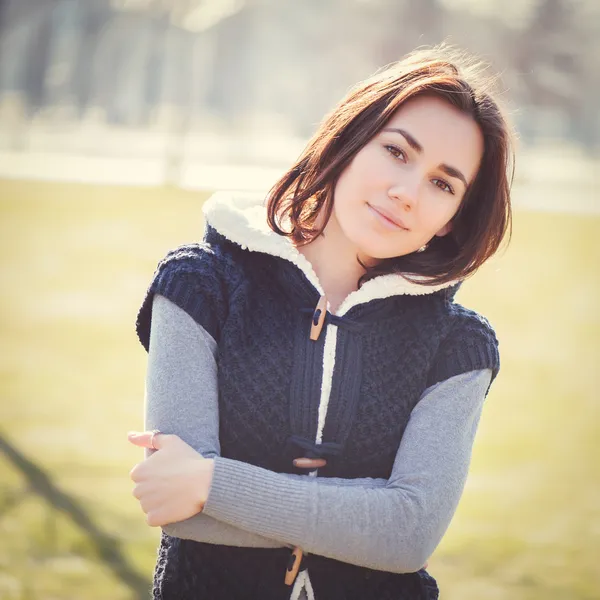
[0,1,598,599]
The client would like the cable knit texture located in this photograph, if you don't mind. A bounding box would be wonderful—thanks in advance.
[135,197,499,600]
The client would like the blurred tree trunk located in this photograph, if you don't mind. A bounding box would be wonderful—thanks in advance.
[517,0,583,140]
[73,0,112,118]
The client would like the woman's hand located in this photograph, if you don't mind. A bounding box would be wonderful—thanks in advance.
[128,431,214,527]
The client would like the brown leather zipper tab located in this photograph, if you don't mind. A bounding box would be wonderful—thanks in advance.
[309,295,328,341]
[284,546,304,585]
[293,457,327,469]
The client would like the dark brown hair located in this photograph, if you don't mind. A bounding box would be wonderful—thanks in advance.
[266,45,514,286]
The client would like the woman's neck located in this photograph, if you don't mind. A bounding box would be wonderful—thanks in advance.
[296,214,369,313]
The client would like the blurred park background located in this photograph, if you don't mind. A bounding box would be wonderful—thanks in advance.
[0,1,598,599]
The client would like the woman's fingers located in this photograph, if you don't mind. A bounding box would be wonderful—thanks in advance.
[146,509,168,528]
[127,431,155,448]
[129,462,143,482]
[132,481,150,500]
[128,430,172,449]
[133,481,171,517]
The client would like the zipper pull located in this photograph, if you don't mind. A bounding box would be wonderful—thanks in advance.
[309,295,328,341]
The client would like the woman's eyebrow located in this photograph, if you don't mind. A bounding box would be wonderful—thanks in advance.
[439,164,468,188]
[382,127,423,153]
[383,127,469,188]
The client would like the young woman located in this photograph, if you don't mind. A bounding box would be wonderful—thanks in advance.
[128,45,513,600]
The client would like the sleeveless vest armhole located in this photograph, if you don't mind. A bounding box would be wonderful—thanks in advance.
[135,244,233,352]
[426,311,500,392]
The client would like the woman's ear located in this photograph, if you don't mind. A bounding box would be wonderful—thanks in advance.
[434,221,453,237]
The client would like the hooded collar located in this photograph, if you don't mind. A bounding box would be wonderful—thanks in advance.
[202,192,460,316]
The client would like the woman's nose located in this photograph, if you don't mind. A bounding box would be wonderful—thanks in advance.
[388,178,420,211]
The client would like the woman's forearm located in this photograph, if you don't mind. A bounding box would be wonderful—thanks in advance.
[162,473,387,546]
[203,369,491,573]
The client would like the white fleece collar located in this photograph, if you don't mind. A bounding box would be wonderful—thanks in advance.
[202,192,458,315]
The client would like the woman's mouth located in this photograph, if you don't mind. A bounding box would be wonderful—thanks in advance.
[366,203,409,231]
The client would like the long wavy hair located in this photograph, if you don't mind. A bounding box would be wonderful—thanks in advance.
[266,45,514,286]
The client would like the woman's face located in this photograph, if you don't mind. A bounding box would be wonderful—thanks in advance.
[330,94,484,262]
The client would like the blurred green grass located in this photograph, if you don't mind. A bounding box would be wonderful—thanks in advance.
[0,178,598,600]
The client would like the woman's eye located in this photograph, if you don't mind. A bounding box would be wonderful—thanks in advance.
[432,178,454,194]
[385,145,406,162]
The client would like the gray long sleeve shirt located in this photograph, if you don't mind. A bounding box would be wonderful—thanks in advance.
[144,293,491,574]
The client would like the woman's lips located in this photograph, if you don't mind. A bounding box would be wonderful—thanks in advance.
[366,203,409,231]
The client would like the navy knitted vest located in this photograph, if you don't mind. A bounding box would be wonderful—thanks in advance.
[136,194,500,600]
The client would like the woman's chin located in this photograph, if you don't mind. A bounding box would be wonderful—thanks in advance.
[356,243,415,263]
